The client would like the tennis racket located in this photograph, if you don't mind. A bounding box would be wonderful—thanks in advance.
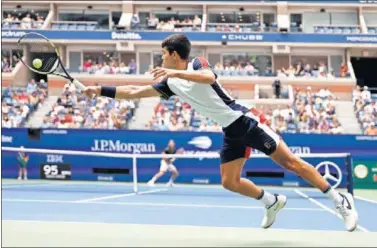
[17,32,86,91]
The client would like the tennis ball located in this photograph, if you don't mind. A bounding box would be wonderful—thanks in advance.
[32,58,42,69]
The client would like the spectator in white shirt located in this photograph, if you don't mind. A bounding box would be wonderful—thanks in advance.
[361,86,371,102]
[148,14,159,29]
[193,15,202,25]
[2,114,13,128]
[21,14,32,29]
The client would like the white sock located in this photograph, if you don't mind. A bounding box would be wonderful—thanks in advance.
[324,186,342,204]
[258,190,277,207]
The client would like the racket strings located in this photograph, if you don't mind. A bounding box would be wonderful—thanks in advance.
[17,33,60,73]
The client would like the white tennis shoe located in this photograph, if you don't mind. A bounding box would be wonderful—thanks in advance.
[261,194,287,229]
[335,192,358,232]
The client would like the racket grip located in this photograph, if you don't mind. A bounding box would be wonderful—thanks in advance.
[71,79,87,90]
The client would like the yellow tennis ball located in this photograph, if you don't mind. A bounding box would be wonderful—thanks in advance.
[33,58,42,69]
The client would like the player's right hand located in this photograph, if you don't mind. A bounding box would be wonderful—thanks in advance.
[83,86,101,98]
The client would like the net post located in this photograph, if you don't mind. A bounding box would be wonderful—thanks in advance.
[346,154,354,195]
[132,155,138,193]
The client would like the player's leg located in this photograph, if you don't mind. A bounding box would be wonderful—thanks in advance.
[18,166,22,180]
[148,160,167,186]
[220,140,286,229]
[269,138,358,231]
[166,164,179,187]
[23,167,28,180]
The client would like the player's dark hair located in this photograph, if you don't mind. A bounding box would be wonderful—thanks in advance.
[162,34,191,60]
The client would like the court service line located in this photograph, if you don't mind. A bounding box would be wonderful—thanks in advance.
[75,188,169,203]
[355,195,377,205]
[2,198,325,211]
[2,183,71,189]
[294,189,369,232]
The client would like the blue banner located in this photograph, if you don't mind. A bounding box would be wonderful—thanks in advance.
[2,30,377,44]
[2,128,377,157]
[1,128,376,190]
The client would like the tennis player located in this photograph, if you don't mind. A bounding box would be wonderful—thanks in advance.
[84,34,358,231]
[148,139,179,187]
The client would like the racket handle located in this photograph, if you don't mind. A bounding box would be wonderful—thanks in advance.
[71,79,87,90]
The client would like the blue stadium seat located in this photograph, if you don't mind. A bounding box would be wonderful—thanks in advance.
[352,27,360,34]
[251,22,260,32]
[334,27,342,34]
[223,70,230,76]
[325,27,334,34]
[86,24,96,31]
[343,27,351,34]
[11,23,19,29]
[270,23,278,32]
[51,23,60,29]
[77,24,86,30]
[244,27,252,32]
[207,26,216,32]
[68,24,77,30]
[60,24,69,30]
[314,26,325,33]
[239,70,247,76]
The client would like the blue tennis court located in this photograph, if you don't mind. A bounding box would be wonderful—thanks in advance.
[2,179,376,246]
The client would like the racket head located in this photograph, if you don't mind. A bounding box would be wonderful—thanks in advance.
[17,32,63,76]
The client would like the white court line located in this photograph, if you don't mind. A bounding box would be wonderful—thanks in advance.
[2,198,326,211]
[294,189,369,232]
[355,195,377,205]
[2,183,71,189]
[75,188,169,203]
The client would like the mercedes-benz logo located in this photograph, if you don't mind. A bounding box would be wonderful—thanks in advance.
[315,161,343,189]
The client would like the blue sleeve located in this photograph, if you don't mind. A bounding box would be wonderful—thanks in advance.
[192,57,218,79]
[152,79,175,100]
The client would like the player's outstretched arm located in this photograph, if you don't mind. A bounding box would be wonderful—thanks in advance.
[151,67,216,84]
[83,85,160,100]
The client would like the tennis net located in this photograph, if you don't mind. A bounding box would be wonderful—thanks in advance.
[2,146,354,196]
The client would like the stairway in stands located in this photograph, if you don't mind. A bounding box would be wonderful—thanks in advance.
[334,101,361,134]
[26,96,58,128]
[128,97,160,130]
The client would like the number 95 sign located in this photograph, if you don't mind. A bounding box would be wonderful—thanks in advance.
[40,164,72,180]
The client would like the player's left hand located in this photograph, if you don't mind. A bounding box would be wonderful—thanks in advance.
[151,67,178,81]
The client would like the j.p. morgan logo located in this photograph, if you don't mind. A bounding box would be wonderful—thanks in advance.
[91,139,155,153]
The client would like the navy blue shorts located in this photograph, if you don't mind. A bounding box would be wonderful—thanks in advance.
[220,111,281,164]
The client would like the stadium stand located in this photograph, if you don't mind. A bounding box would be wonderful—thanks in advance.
[353,86,377,135]
[2,80,48,128]
[43,83,139,129]
[147,86,342,134]
[2,12,45,29]
[80,59,137,75]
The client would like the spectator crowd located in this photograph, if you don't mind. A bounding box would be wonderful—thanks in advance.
[353,86,377,135]
[42,83,138,129]
[2,79,48,128]
[147,87,343,135]
[132,13,202,32]
[267,87,342,134]
[214,60,349,78]
[2,13,44,29]
[80,59,137,75]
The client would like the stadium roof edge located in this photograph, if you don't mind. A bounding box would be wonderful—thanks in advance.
[2,0,374,7]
